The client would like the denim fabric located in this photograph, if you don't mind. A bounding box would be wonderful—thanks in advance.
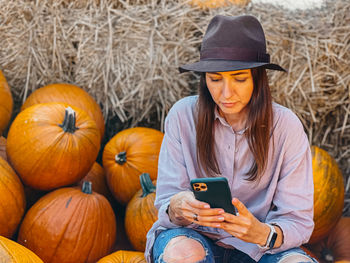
[152,228,255,263]
[152,228,318,263]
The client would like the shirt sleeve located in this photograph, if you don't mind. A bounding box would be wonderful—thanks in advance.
[154,104,196,229]
[264,111,314,253]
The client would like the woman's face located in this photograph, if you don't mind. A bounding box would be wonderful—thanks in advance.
[205,69,254,117]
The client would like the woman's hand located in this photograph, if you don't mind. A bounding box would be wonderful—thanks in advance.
[218,198,271,246]
[168,191,225,227]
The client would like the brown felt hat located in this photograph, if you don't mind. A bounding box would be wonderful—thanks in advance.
[179,15,286,73]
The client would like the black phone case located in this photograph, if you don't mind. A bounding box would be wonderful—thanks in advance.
[190,177,236,215]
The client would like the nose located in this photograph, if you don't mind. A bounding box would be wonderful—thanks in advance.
[222,78,235,99]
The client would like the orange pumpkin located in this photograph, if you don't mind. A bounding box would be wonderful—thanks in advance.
[0,70,13,135]
[309,146,344,243]
[0,236,43,262]
[307,217,350,263]
[97,250,146,263]
[0,157,26,238]
[103,127,163,204]
[125,173,158,251]
[77,162,113,201]
[18,181,117,263]
[0,136,6,161]
[21,83,105,140]
[7,103,100,190]
[188,0,250,9]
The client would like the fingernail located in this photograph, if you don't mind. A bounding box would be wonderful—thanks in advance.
[218,210,224,214]
[204,204,210,208]
[218,217,224,221]
[215,224,221,227]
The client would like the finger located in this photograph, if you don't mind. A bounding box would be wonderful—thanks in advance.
[182,203,225,218]
[232,198,250,216]
[186,198,211,209]
[222,212,238,223]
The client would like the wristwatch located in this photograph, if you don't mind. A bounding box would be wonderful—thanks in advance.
[258,223,278,250]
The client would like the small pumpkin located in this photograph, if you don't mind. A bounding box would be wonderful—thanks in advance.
[97,250,146,263]
[77,162,113,201]
[309,146,344,243]
[103,127,163,204]
[0,136,6,161]
[0,70,13,135]
[0,236,43,262]
[307,217,350,263]
[21,83,105,140]
[188,0,250,9]
[18,181,117,263]
[7,103,100,190]
[0,157,26,238]
[125,173,158,251]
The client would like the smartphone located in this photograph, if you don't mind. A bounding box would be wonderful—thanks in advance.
[190,177,236,215]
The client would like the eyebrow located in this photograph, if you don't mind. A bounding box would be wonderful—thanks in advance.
[208,72,249,76]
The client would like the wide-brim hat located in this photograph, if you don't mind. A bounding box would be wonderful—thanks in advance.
[179,15,286,73]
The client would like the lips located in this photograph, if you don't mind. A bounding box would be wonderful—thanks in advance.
[221,102,237,108]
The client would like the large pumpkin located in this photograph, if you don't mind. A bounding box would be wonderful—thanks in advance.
[307,217,350,263]
[7,103,100,190]
[310,146,344,243]
[0,70,13,135]
[125,173,158,251]
[0,236,43,262]
[103,127,163,204]
[21,83,105,140]
[0,136,6,161]
[188,0,250,9]
[0,157,26,238]
[18,182,117,263]
[97,250,146,263]
[77,162,113,201]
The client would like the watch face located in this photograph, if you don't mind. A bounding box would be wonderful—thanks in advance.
[269,232,278,248]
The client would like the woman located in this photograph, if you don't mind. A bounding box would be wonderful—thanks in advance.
[145,15,316,263]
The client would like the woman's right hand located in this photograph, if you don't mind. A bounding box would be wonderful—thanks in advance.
[168,191,225,227]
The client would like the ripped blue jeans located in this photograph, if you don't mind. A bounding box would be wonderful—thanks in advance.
[152,228,318,263]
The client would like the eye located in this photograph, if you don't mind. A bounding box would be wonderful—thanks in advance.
[235,78,247,83]
[209,77,221,82]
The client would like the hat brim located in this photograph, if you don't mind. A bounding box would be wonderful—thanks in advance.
[179,59,286,73]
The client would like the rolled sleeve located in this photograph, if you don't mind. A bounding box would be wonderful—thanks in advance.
[264,113,314,253]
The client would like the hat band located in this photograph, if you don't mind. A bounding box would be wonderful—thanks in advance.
[200,47,270,63]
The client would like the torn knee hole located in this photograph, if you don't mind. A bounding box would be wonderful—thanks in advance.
[279,254,314,263]
[162,236,206,263]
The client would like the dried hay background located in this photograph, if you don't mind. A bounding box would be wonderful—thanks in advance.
[0,0,349,215]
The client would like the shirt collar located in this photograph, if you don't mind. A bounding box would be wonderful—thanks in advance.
[214,106,248,135]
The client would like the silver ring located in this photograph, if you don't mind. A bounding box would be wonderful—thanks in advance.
[193,213,198,221]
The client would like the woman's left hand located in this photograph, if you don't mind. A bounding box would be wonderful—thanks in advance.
[218,198,270,246]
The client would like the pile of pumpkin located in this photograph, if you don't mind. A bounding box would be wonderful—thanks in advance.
[0,69,349,263]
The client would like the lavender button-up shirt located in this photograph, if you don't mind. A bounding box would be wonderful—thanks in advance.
[145,95,314,262]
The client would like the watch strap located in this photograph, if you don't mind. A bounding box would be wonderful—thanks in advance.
[257,223,277,250]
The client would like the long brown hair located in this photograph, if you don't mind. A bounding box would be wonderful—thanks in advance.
[196,67,273,181]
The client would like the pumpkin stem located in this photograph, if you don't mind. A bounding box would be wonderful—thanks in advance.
[115,151,127,165]
[140,173,156,197]
[82,181,92,194]
[321,248,334,263]
[59,107,79,133]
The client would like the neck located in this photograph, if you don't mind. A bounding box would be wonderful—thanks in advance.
[219,107,249,132]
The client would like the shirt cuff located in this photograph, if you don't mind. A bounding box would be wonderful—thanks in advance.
[262,220,309,254]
